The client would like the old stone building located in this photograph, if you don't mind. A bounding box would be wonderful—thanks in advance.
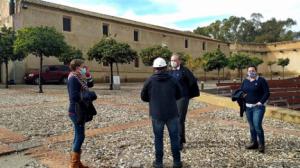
[230,41,300,77]
[0,0,230,83]
[1,0,299,84]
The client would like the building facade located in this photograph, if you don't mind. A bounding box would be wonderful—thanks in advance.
[230,41,300,78]
[0,0,230,83]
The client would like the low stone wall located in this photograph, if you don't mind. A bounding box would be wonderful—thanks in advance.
[197,92,300,124]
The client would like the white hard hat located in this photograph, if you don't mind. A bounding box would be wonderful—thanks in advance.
[153,57,167,68]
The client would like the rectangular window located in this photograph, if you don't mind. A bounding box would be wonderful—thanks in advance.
[103,24,109,36]
[185,39,188,48]
[202,42,206,50]
[134,30,139,41]
[63,17,71,32]
[134,57,139,68]
[218,44,221,49]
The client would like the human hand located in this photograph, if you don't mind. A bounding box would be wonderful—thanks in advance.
[256,102,262,106]
[84,66,91,78]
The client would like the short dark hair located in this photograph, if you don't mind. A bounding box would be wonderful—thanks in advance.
[247,65,257,71]
[69,59,84,71]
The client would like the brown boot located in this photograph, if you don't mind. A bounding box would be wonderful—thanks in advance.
[78,151,89,168]
[69,152,80,168]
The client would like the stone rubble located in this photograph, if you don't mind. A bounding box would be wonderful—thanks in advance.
[0,84,299,168]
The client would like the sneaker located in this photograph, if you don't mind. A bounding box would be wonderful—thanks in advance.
[245,142,258,150]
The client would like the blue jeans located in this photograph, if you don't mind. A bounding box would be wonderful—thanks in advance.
[176,97,189,144]
[245,105,265,145]
[152,117,181,164]
[70,115,85,152]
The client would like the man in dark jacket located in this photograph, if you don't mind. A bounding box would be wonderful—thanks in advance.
[141,57,183,168]
[169,54,199,150]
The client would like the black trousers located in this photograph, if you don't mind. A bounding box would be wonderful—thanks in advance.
[176,97,189,144]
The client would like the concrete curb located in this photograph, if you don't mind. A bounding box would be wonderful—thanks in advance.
[197,92,300,124]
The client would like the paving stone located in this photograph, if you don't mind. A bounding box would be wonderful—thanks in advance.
[0,144,15,156]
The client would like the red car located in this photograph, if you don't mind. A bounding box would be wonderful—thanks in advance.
[24,65,70,84]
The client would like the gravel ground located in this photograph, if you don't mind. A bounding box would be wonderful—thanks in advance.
[0,84,300,168]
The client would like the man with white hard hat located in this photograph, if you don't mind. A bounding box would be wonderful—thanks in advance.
[141,57,183,168]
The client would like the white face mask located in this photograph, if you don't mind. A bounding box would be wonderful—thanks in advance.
[170,61,178,68]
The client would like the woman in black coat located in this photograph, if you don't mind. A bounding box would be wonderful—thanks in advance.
[67,59,93,168]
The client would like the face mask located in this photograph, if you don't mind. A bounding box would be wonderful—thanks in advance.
[80,67,87,75]
[248,72,257,78]
[170,61,177,68]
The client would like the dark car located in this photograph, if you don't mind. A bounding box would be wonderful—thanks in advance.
[24,65,70,84]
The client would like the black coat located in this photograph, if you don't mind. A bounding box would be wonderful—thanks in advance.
[75,90,97,125]
[141,72,183,121]
[169,66,200,99]
[232,89,246,117]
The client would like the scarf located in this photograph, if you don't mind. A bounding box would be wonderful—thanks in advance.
[69,72,88,91]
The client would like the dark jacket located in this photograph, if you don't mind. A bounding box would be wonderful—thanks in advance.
[141,72,183,121]
[68,76,95,113]
[67,75,96,125]
[240,77,270,104]
[169,66,200,99]
[232,89,246,117]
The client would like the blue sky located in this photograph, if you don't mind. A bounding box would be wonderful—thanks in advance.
[45,0,300,31]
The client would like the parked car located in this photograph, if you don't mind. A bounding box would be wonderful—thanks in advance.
[24,65,70,84]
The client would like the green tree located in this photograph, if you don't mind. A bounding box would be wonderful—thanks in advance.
[202,49,228,83]
[186,55,202,72]
[193,13,298,43]
[277,58,290,79]
[88,38,137,90]
[255,18,296,43]
[201,61,209,81]
[139,45,172,66]
[58,45,84,65]
[228,52,252,81]
[14,26,67,93]
[267,61,276,80]
[175,52,188,65]
[249,56,264,67]
[0,26,26,88]
[175,52,202,72]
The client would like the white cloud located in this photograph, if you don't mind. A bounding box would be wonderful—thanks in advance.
[43,0,119,16]
[43,0,300,31]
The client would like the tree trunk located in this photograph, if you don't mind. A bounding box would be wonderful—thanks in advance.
[222,67,225,81]
[5,61,8,89]
[283,66,285,80]
[204,71,207,82]
[116,63,119,75]
[39,55,43,93]
[217,69,220,84]
[269,66,273,80]
[110,62,113,90]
